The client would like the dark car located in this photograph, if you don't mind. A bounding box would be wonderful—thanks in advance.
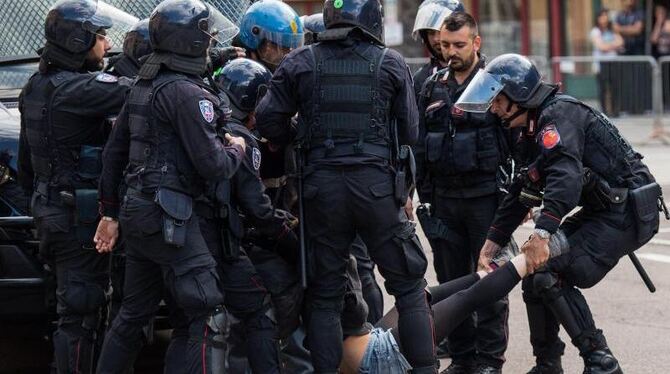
[0,55,55,326]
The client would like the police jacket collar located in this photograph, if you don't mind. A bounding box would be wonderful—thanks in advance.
[138,52,207,80]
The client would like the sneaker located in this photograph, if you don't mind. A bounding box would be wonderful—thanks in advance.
[473,364,502,374]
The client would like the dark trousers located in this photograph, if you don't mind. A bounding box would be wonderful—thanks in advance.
[302,165,434,372]
[432,193,509,368]
[97,193,224,374]
[33,196,110,374]
[523,205,640,360]
[349,235,384,323]
[199,216,280,374]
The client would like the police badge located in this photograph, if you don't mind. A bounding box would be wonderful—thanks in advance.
[252,147,262,170]
[199,99,215,123]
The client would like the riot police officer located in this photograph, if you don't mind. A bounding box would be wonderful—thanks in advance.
[416,12,510,374]
[412,0,463,101]
[236,0,304,72]
[93,1,247,372]
[300,11,385,325]
[17,1,137,372]
[455,53,662,374]
[105,18,151,78]
[255,0,437,372]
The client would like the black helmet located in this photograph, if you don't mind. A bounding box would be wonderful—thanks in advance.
[45,0,138,54]
[301,13,325,45]
[149,0,238,58]
[323,0,384,44]
[455,53,555,112]
[216,58,272,114]
[123,18,151,65]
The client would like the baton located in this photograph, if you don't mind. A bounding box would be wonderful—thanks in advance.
[295,144,308,289]
[628,252,656,293]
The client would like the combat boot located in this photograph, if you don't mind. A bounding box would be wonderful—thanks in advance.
[440,360,476,374]
[582,349,622,374]
[526,358,563,374]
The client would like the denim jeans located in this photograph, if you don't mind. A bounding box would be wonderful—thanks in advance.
[359,328,411,374]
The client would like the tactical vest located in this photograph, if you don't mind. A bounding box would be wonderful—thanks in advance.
[538,95,652,190]
[125,73,211,196]
[304,42,392,160]
[421,69,502,187]
[22,70,103,190]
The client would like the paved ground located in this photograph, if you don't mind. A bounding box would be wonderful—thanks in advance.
[379,116,670,373]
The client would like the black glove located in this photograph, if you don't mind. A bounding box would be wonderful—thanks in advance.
[210,47,245,71]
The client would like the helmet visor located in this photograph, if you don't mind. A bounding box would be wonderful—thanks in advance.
[454,69,504,113]
[82,1,139,42]
[257,27,304,50]
[412,3,453,39]
[201,4,240,46]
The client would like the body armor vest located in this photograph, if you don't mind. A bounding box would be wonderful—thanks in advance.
[125,73,211,196]
[422,69,502,188]
[22,70,103,190]
[305,42,392,160]
[537,95,652,190]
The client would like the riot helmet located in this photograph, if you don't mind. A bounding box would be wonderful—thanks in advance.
[412,0,463,39]
[45,0,138,54]
[301,13,325,45]
[323,0,384,45]
[455,54,555,113]
[216,58,272,118]
[238,0,304,67]
[123,18,151,65]
[412,0,463,59]
[149,0,238,58]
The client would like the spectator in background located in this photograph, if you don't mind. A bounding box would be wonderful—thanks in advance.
[590,9,624,116]
[651,3,670,57]
[614,0,645,55]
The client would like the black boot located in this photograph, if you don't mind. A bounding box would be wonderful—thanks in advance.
[526,358,563,374]
[440,360,475,374]
[582,349,622,374]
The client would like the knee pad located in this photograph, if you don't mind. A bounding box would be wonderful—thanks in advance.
[532,271,562,303]
[393,222,428,278]
[60,271,109,316]
[171,266,223,311]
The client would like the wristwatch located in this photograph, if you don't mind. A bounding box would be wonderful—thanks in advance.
[534,228,551,240]
[101,216,117,222]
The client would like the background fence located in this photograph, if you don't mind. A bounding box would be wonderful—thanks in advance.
[0,0,252,58]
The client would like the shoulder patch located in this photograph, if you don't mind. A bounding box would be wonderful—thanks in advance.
[539,124,561,150]
[451,106,465,118]
[199,99,215,123]
[252,147,262,170]
[95,73,118,83]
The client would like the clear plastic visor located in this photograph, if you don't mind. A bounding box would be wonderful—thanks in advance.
[412,3,453,39]
[454,69,504,113]
[201,4,240,46]
[80,1,139,41]
[257,28,304,50]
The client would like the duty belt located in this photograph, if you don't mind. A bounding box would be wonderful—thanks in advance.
[306,142,390,162]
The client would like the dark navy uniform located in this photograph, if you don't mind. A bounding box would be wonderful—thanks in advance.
[486,94,658,372]
[96,70,244,373]
[413,57,444,104]
[194,121,290,374]
[18,67,131,374]
[416,56,510,368]
[256,32,436,373]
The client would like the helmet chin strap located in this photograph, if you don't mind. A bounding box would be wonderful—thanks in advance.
[501,100,527,128]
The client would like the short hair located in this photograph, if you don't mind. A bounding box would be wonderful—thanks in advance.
[443,11,479,38]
